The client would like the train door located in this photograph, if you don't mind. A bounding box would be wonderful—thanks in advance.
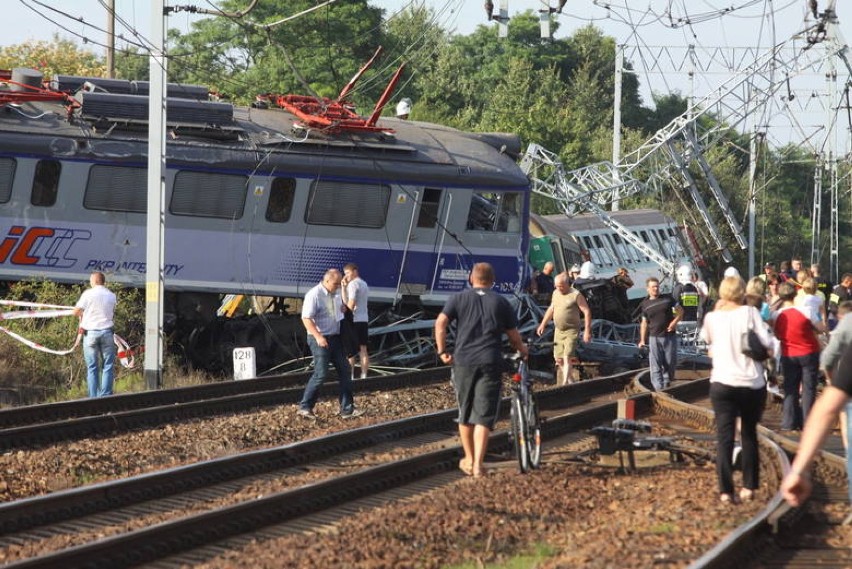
[398,187,447,297]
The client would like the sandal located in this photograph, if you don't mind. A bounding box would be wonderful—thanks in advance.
[739,488,754,502]
[719,493,735,504]
[458,459,473,476]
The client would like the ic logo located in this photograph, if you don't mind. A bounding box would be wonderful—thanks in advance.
[0,226,92,268]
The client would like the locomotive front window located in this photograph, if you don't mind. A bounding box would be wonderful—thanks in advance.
[466,191,521,232]
[171,171,247,219]
[85,165,147,213]
[0,158,15,204]
[31,160,60,207]
[305,180,390,228]
[265,178,296,223]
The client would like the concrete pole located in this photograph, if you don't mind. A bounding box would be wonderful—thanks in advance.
[106,0,115,78]
[612,44,623,211]
[145,0,167,390]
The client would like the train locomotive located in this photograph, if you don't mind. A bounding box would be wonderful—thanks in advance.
[0,68,530,372]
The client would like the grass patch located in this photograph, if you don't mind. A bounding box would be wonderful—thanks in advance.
[649,522,678,534]
[447,543,556,569]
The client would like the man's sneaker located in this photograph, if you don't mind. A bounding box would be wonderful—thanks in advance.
[340,408,365,419]
[297,408,316,419]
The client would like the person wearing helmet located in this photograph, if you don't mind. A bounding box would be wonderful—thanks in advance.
[396,98,412,120]
[673,264,702,324]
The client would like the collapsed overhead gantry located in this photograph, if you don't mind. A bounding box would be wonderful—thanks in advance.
[522,4,851,278]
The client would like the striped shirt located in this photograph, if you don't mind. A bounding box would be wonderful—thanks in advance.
[302,282,342,336]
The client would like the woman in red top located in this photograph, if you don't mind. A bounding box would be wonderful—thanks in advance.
[774,282,822,431]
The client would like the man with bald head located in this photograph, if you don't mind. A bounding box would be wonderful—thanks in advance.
[298,268,363,419]
[536,272,593,385]
[74,271,117,398]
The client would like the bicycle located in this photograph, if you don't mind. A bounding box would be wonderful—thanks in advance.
[507,349,542,473]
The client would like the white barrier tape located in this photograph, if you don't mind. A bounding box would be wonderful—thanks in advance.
[0,299,74,310]
[0,309,76,321]
[114,333,136,369]
[0,298,136,368]
[0,325,81,355]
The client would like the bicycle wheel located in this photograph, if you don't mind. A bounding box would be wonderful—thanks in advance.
[525,391,542,469]
[510,394,530,472]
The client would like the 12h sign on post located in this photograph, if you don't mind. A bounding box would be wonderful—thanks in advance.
[233,347,256,380]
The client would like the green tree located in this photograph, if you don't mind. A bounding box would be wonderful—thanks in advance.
[0,35,105,78]
[168,0,385,105]
[114,46,149,81]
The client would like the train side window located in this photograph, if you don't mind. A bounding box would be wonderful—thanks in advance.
[305,180,390,228]
[265,178,296,223]
[84,165,147,212]
[31,160,61,207]
[592,235,613,265]
[612,234,632,264]
[416,188,442,228]
[0,158,16,204]
[466,191,521,232]
[602,234,622,264]
[171,171,247,219]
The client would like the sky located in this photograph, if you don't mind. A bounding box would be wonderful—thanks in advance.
[7,1,852,151]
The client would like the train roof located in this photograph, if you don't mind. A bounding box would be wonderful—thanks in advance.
[531,209,677,238]
[0,74,528,189]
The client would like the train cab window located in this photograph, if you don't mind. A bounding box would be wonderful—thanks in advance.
[31,160,61,207]
[171,171,247,219]
[466,191,521,232]
[265,178,296,223]
[306,180,390,228]
[416,188,442,228]
[84,165,147,212]
[0,158,15,204]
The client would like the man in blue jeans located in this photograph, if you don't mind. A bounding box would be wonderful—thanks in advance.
[74,271,117,397]
[298,268,363,419]
[638,277,683,390]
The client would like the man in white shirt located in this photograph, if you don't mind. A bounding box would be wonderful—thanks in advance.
[74,271,117,397]
[342,263,370,379]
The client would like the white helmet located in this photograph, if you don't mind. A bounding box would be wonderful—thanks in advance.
[676,264,692,284]
[724,266,741,278]
[396,98,412,117]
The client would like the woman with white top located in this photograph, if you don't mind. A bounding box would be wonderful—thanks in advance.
[701,276,773,503]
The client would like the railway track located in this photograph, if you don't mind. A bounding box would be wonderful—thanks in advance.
[0,371,638,568]
[4,371,848,568]
[0,369,451,450]
[651,378,851,569]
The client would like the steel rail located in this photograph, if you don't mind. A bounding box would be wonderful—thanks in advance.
[1,371,645,569]
[0,368,449,450]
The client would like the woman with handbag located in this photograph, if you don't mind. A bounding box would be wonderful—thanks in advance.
[774,281,822,432]
[701,276,773,503]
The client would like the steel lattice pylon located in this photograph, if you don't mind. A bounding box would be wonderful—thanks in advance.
[522,5,850,277]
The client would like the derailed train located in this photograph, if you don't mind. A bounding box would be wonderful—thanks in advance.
[0,69,529,371]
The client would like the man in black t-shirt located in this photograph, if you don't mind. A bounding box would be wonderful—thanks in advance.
[435,262,528,478]
[638,277,683,391]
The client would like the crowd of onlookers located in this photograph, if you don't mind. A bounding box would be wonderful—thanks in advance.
[529,254,852,508]
[699,256,852,507]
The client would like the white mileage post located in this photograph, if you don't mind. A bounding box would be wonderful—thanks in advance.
[233,347,256,380]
